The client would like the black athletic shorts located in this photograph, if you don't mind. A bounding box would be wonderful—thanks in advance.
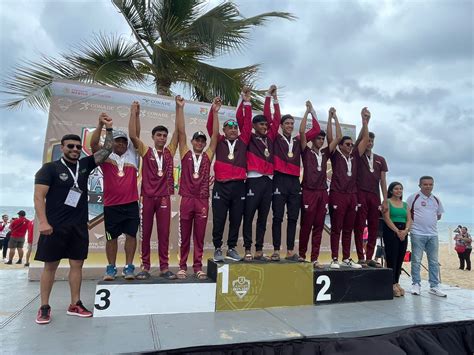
[104,201,140,240]
[35,224,89,262]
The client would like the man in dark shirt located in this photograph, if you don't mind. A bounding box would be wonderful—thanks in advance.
[33,114,114,325]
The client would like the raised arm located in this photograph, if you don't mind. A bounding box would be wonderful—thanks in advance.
[357,107,370,156]
[34,184,52,235]
[175,95,187,153]
[268,85,280,140]
[305,102,321,142]
[209,97,222,153]
[128,101,141,149]
[300,101,311,150]
[240,89,253,145]
[93,114,114,164]
[327,108,340,153]
[236,87,251,130]
[90,113,107,154]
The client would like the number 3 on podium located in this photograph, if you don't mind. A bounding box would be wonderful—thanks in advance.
[95,289,111,310]
[316,275,331,301]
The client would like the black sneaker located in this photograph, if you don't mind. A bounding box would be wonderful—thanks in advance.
[5,260,12,265]
[213,248,224,262]
[226,248,242,261]
[16,259,22,264]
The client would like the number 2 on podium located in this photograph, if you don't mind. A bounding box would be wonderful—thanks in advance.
[316,275,331,301]
[217,264,229,294]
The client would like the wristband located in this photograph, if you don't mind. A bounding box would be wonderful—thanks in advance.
[106,128,113,132]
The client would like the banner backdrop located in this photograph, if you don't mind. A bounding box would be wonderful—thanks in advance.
[40,79,356,267]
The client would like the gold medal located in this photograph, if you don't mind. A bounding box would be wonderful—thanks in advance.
[347,171,352,177]
[193,172,200,179]
[118,171,125,177]
[264,148,270,157]
[158,170,164,177]
[228,153,234,160]
[317,166,322,171]
[288,151,294,158]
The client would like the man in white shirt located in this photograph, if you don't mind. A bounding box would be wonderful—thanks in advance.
[406,176,446,297]
[0,214,10,261]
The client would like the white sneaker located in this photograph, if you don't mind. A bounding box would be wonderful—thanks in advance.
[342,258,362,269]
[330,259,340,269]
[429,287,447,297]
[411,284,421,295]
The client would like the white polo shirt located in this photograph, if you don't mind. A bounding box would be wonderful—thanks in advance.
[407,191,444,236]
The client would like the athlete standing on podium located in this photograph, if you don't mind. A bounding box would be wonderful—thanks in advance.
[129,100,178,280]
[208,88,252,263]
[271,98,320,262]
[175,96,219,280]
[90,102,141,281]
[298,101,330,268]
[353,126,388,267]
[327,107,370,269]
[242,85,279,261]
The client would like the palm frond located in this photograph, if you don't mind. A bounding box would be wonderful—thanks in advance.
[1,34,147,110]
[182,3,296,57]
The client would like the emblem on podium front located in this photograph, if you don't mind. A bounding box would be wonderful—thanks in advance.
[232,276,250,299]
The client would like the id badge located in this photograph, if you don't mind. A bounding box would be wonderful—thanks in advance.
[64,187,82,208]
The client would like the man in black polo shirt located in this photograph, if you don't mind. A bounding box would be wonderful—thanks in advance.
[33,113,114,325]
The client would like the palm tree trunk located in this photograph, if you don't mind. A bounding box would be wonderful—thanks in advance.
[155,79,172,96]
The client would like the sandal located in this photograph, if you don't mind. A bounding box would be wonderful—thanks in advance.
[270,252,280,262]
[194,271,208,280]
[136,270,151,280]
[177,269,187,280]
[244,250,253,261]
[254,252,270,262]
[160,270,177,280]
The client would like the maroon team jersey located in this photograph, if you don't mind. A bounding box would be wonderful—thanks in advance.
[302,146,329,190]
[206,100,251,182]
[356,150,388,194]
[179,148,212,199]
[101,142,139,206]
[138,140,176,198]
[243,96,279,175]
[330,148,358,193]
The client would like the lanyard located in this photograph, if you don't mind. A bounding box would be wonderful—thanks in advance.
[152,148,164,173]
[311,148,323,171]
[366,153,374,173]
[191,151,203,175]
[110,152,126,174]
[336,146,352,176]
[61,158,79,188]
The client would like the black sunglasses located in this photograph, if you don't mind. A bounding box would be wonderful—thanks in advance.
[343,143,353,147]
[66,144,82,150]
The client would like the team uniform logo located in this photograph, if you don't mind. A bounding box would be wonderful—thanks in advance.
[59,173,69,181]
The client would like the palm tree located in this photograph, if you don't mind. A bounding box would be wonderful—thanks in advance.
[1,0,294,110]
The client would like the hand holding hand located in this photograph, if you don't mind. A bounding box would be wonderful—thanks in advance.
[101,114,113,129]
[306,100,313,113]
[175,95,185,108]
[242,86,251,102]
[361,107,371,123]
[130,101,140,118]
[212,97,222,112]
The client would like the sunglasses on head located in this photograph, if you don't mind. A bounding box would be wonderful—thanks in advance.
[224,120,238,127]
[66,144,82,150]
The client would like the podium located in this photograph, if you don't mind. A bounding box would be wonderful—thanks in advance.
[93,277,216,317]
[207,259,314,311]
[93,260,393,317]
[313,268,393,304]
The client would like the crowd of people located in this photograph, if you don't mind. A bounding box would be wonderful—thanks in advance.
[29,85,448,325]
[454,225,472,271]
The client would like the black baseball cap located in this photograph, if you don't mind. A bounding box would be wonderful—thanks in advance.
[192,131,207,141]
[17,210,26,217]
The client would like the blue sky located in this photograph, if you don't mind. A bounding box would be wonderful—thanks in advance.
[0,0,472,223]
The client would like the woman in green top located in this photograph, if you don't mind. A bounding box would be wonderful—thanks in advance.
[382,182,412,297]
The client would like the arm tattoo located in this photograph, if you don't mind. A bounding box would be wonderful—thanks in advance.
[94,129,113,164]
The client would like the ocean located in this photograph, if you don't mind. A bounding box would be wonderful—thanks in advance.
[0,205,470,243]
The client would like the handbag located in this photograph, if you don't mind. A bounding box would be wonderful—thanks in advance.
[455,244,466,253]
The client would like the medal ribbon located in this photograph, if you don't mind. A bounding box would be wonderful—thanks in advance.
[152,148,164,174]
